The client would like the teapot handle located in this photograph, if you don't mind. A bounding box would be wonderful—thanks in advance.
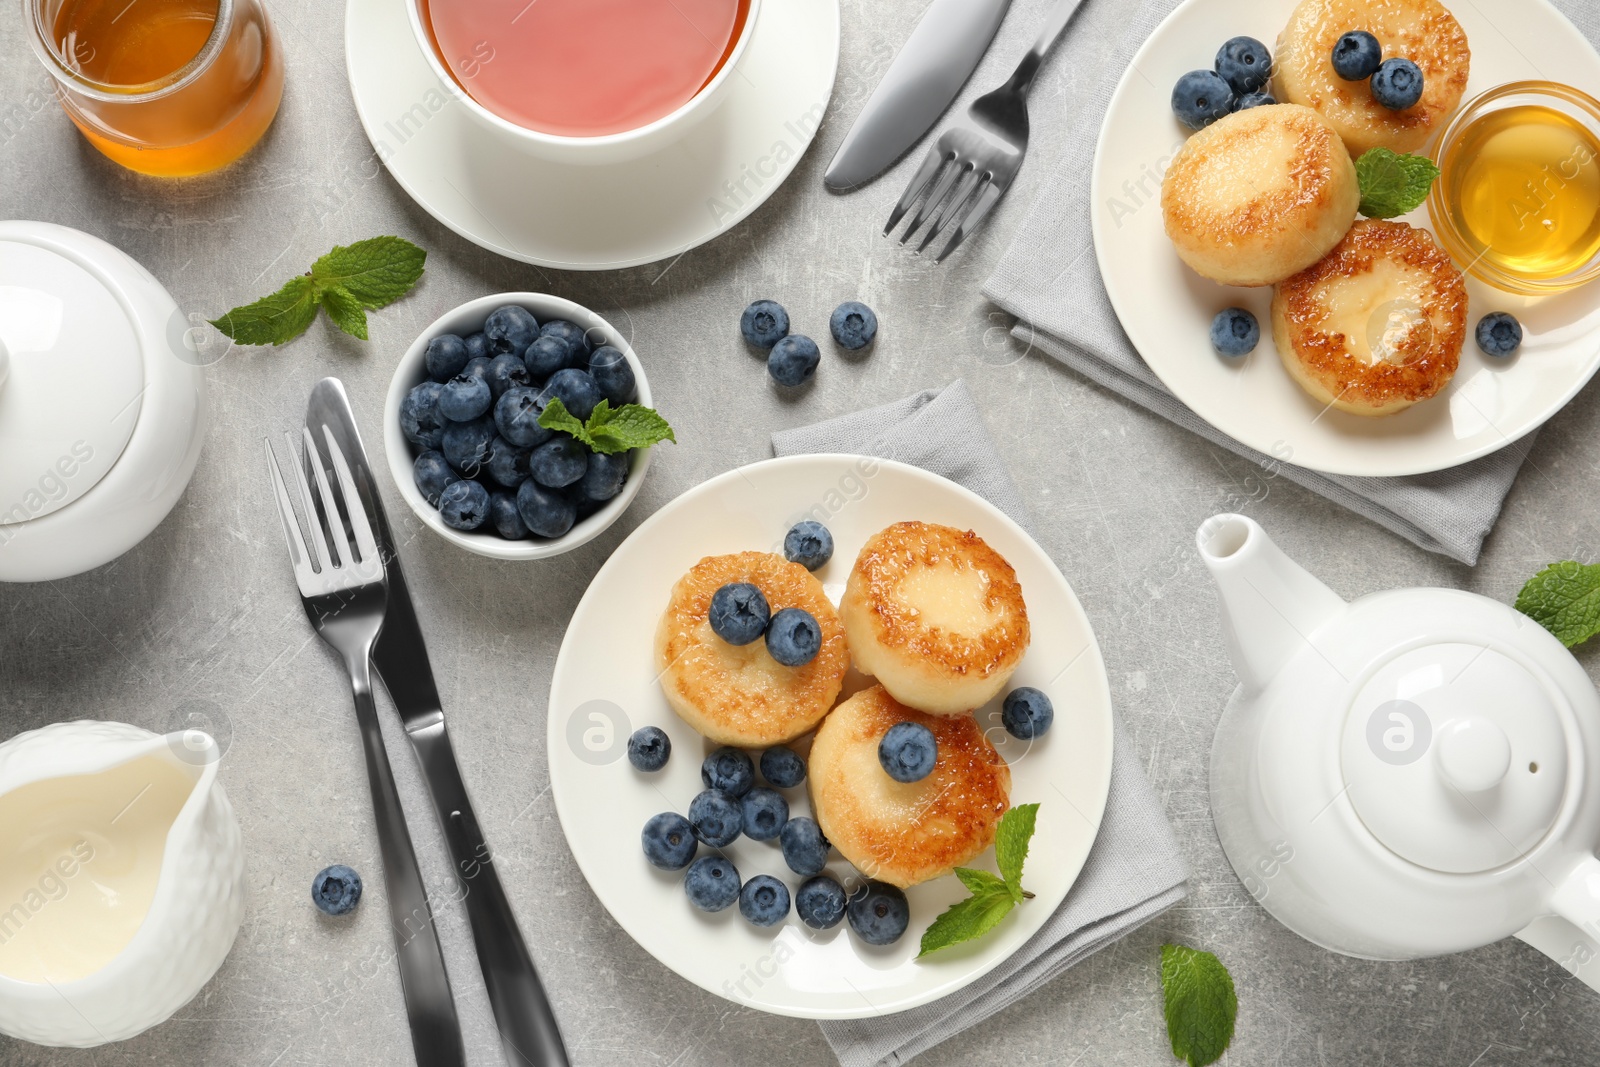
[1530,854,1600,994]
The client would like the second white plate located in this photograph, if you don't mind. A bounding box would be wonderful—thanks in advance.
[1092,0,1600,477]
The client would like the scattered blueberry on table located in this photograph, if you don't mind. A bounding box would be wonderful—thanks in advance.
[847,881,910,945]
[768,333,821,387]
[740,787,789,841]
[779,816,829,877]
[766,607,821,666]
[829,301,878,350]
[311,864,363,916]
[628,726,672,772]
[1214,36,1271,96]
[796,875,847,929]
[701,746,756,797]
[740,299,791,348]
[1172,70,1234,130]
[709,582,771,645]
[641,812,697,870]
[879,721,937,783]
[684,856,741,912]
[739,875,791,927]
[1210,308,1259,357]
[1331,30,1382,81]
[1476,312,1523,358]
[783,520,834,571]
[1371,57,1424,110]
[1002,687,1055,740]
[760,745,807,788]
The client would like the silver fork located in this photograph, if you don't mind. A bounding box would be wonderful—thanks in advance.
[886,0,1088,260]
[266,427,466,1067]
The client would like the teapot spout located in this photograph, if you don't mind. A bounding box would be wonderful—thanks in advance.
[1196,515,1347,695]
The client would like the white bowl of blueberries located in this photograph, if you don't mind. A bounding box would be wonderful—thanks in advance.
[385,293,671,560]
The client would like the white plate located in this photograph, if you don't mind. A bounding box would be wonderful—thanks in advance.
[546,456,1115,1019]
[344,0,839,270]
[1091,0,1600,477]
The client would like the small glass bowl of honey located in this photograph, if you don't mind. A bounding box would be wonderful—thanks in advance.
[1429,81,1600,296]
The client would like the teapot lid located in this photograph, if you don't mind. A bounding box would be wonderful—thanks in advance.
[1340,641,1569,874]
[0,229,145,526]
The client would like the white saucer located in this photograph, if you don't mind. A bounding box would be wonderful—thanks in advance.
[545,456,1115,1019]
[344,0,839,270]
[1091,0,1600,477]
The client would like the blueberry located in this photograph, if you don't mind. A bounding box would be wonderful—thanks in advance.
[413,450,459,507]
[1210,308,1259,357]
[628,726,671,772]
[829,301,878,350]
[779,816,829,877]
[741,299,790,348]
[1214,36,1272,96]
[688,788,743,847]
[574,451,629,503]
[741,787,789,841]
[546,368,604,421]
[760,746,806,789]
[438,373,491,422]
[485,352,531,400]
[641,811,697,870]
[1002,687,1055,739]
[400,381,447,450]
[739,875,790,927]
[486,436,531,488]
[523,335,573,381]
[1172,70,1234,130]
[540,319,591,363]
[768,334,820,387]
[489,491,529,539]
[425,334,470,382]
[847,881,909,945]
[441,416,496,477]
[684,855,741,912]
[494,386,556,449]
[1371,57,1423,110]
[1232,92,1276,111]
[878,722,937,783]
[529,436,589,488]
[783,520,833,570]
[438,479,490,531]
[515,479,577,538]
[484,304,539,355]
[463,331,491,362]
[1476,312,1523,357]
[1331,30,1382,81]
[709,582,771,646]
[765,608,821,667]
[795,875,846,929]
[588,346,637,406]
[311,864,363,916]
[701,747,755,797]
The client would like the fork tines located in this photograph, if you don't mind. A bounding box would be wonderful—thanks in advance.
[885,145,1005,262]
[265,425,383,593]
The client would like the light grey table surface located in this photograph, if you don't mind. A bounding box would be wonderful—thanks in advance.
[5,0,1600,1063]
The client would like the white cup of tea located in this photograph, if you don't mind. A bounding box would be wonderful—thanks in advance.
[406,0,762,164]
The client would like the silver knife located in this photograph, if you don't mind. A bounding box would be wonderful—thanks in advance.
[306,379,571,1067]
[824,0,1015,190]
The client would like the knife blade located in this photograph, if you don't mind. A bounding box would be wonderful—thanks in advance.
[307,379,571,1067]
[824,0,1015,190]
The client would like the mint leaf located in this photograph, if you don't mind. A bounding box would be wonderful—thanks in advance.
[585,402,677,454]
[1161,944,1237,1067]
[917,884,1015,958]
[995,802,1039,900]
[1356,148,1440,219]
[537,396,593,445]
[310,236,427,309]
[319,285,369,340]
[209,276,320,346]
[954,867,1009,897]
[1516,562,1600,647]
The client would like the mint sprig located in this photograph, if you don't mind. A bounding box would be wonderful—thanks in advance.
[1160,944,1237,1067]
[918,803,1038,958]
[210,236,426,345]
[1355,148,1440,219]
[1516,561,1600,647]
[538,397,677,455]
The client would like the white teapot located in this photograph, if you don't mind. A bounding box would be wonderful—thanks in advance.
[1198,514,1600,992]
[0,220,207,581]
[0,721,246,1046]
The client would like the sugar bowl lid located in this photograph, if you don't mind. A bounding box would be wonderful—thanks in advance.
[0,226,147,525]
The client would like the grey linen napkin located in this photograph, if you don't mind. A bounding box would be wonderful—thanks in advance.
[982,0,1600,566]
[772,380,1190,1067]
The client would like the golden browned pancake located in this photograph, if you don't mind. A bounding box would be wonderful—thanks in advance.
[808,686,1011,888]
[1161,104,1360,287]
[840,522,1029,716]
[655,552,849,746]
[1274,0,1470,157]
[1272,219,1466,416]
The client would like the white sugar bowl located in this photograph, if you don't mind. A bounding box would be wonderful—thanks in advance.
[0,220,207,581]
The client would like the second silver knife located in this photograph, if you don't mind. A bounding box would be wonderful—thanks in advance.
[823,0,1014,191]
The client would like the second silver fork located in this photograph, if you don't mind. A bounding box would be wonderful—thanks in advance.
[266,426,466,1067]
